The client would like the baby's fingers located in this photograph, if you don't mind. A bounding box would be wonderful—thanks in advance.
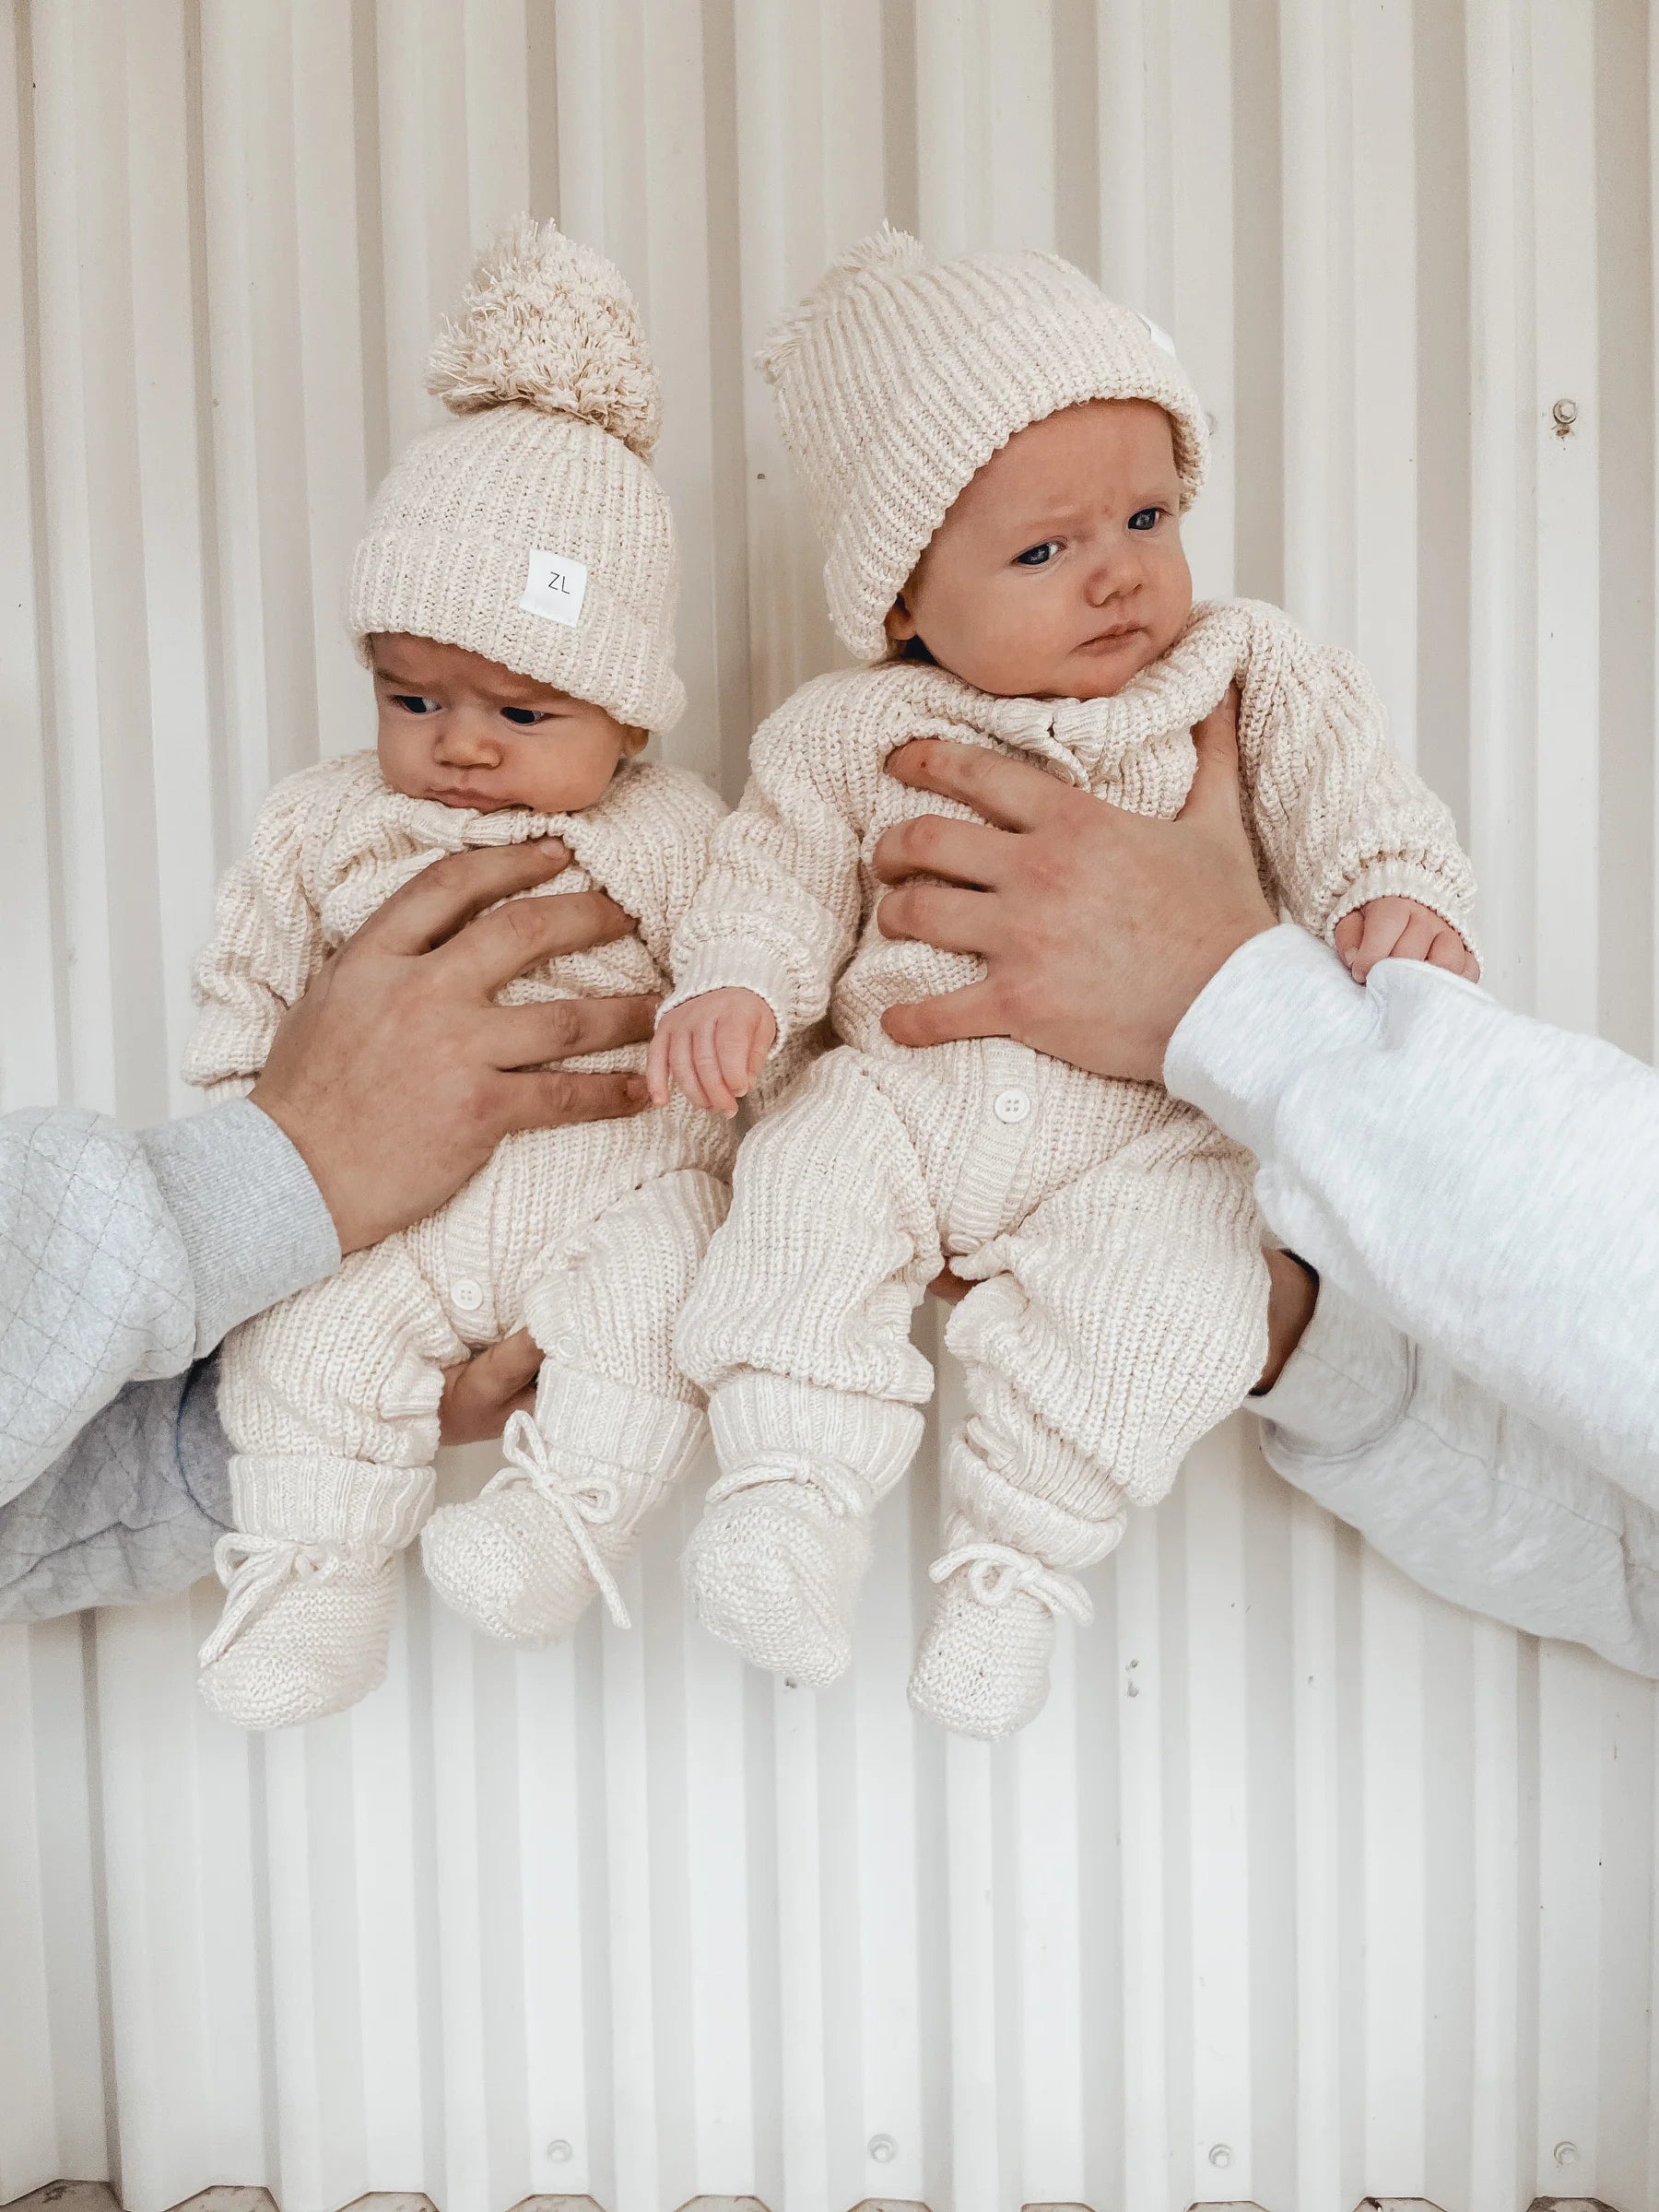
[1347,900,1406,982]
[669,1028,711,1112]
[1392,909,1441,965]
[714,1016,757,1101]
[1334,911,1364,971]
[1428,927,1480,982]
[645,1025,674,1106]
[691,1021,738,1117]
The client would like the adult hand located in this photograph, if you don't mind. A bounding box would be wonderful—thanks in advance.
[872,688,1276,1084]
[438,1327,541,1446]
[1253,1248,1320,1394]
[250,841,655,1253]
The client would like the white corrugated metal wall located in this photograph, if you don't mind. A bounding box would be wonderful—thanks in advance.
[2,2,1655,2207]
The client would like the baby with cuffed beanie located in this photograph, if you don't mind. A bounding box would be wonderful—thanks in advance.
[652,229,1477,1739]
[186,220,734,1729]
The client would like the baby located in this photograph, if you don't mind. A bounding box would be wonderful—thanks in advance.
[186,221,734,1730]
[651,229,1477,1739]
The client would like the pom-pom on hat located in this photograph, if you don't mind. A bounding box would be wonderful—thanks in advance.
[759,225,1210,664]
[350,218,684,733]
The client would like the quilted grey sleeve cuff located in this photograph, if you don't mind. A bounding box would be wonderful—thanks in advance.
[139,1100,340,1358]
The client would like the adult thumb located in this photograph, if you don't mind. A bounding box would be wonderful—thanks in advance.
[1182,683,1245,825]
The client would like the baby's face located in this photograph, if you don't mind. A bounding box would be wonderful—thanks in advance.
[885,398,1193,699]
[370,634,644,816]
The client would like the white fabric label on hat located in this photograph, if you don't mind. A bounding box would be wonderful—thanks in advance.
[520,548,589,626]
[1136,311,1178,358]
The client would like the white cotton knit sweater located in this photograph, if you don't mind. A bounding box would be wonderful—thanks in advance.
[665,597,1476,1735]
[184,748,735,1726]
[664,598,1476,1051]
[188,749,724,1092]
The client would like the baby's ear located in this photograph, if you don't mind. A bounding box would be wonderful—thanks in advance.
[885,594,918,647]
[620,724,650,757]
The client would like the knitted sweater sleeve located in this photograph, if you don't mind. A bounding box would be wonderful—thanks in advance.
[571,762,728,974]
[661,678,867,1044]
[1239,611,1477,946]
[182,769,334,1096]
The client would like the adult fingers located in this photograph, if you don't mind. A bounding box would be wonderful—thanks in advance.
[443,888,636,997]
[881,977,1008,1050]
[877,882,998,955]
[489,992,658,1068]
[482,1327,544,1396]
[437,1329,541,1445]
[885,737,1073,832]
[497,1065,648,1135]
[359,840,572,956]
[1179,685,1245,825]
[870,810,1017,888]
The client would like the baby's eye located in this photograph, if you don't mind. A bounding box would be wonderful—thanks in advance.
[1127,507,1164,532]
[392,694,441,715]
[1014,539,1063,568]
[500,706,553,726]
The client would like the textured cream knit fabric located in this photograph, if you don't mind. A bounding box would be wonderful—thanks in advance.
[667,601,1477,1736]
[187,751,735,1727]
[349,219,685,734]
[757,226,1211,662]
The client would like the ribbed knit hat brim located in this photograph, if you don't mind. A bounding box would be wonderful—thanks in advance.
[761,230,1210,663]
[349,406,685,734]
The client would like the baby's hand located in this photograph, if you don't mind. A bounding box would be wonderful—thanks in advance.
[647,987,778,1115]
[1334,896,1479,984]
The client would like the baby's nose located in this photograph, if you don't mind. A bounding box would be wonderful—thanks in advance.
[437,709,502,763]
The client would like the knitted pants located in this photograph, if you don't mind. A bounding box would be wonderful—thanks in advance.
[677,1041,1269,1571]
[219,1105,731,1575]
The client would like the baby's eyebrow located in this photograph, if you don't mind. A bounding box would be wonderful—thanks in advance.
[1005,485,1175,533]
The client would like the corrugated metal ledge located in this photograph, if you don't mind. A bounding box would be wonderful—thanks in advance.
[25,2184,1638,2212]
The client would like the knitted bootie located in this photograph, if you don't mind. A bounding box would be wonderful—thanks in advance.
[422,1367,703,1644]
[198,1456,433,1730]
[908,1517,1095,1740]
[683,1376,924,1684]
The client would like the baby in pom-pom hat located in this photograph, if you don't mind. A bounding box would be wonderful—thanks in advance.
[185,219,735,1730]
[650,229,1479,1741]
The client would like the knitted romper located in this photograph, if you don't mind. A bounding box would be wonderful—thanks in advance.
[668,598,1476,1736]
[186,749,735,1727]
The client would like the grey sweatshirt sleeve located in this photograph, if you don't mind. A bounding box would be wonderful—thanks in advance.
[1251,1282,1659,1678]
[1165,926,1659,1489]
[0,1099,339,1505]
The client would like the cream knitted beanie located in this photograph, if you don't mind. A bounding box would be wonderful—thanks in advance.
[350,218,684,733]
[759,226,1210,663]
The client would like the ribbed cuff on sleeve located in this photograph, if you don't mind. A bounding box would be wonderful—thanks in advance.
[139,1100,342,1358]
[657,939,802,1049]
